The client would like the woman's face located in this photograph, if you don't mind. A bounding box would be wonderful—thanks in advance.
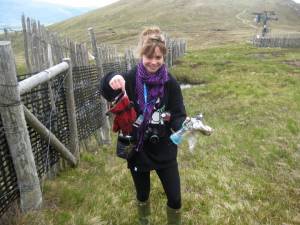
[142,46,164,74]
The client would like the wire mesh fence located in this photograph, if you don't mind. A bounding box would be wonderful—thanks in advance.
[0,115,19,217]
[0,70,70,219]
[102,58,128,75]
[252,33,300,48]
[72,61,130,141]
[0,60,130,218]
[18,71,70,177]
[73,65,105,140]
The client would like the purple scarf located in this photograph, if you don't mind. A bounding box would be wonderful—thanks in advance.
[135,61,169,151]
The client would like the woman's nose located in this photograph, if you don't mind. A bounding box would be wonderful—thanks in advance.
[150,59,157,64]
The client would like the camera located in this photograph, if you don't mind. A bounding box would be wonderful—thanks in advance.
[144,125,160,144]
[143,110,171,144]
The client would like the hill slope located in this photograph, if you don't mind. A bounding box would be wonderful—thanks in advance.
[15,44,300,225]
[50,0,300,49]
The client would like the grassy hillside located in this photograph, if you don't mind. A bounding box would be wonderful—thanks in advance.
[50,0,300,50]
[4,0,300,66]
[10,43,300,225]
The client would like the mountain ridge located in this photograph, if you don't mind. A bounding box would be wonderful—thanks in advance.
[48,0,300,49]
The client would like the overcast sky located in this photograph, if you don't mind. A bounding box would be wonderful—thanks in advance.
[0,0,120,28]
[33,0,120,8]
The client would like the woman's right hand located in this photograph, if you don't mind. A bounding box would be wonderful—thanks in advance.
[109,75,126,92]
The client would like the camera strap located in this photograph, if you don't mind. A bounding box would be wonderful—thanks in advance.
[143,83,148,110]
[143,83,157,113]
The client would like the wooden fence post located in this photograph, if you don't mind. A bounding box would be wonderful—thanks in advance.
[0,41,42,212]
[168,40,173,67]
[88,27,111,145]
[22,14,32,73]
[125,49,132,71]
[63,58,80,160]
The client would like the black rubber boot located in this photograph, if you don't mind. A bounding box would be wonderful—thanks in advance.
[137,200,150,225]
[166,206,181,225]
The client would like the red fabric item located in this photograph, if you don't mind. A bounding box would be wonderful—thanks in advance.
[109,95,137,135]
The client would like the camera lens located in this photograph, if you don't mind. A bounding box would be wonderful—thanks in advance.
[149,134,159,144]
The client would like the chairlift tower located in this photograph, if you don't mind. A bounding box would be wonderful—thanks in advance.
[252,11,278,37]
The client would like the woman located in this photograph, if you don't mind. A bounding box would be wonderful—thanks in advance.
[100,26,186,225]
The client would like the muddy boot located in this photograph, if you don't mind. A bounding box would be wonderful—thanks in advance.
[166,206,181,225]
[137,200,150,225]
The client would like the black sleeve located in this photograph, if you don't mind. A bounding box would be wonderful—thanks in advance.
[99,72,122,102]
[167,77,187,132]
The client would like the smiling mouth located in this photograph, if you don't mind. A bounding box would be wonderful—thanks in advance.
[149,66,158,70]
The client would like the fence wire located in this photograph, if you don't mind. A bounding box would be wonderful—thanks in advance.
[73,65,105,140]
[0,70,70,219]
[0,115,19,217]
[18,71,70,178]
[252,34,300,48]
[72,59,132,141]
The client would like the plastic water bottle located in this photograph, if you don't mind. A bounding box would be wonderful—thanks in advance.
[170,117,192,145]
[170,115,213,145]
[170,127,188,145]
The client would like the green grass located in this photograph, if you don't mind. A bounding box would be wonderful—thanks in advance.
[16,44,300,225]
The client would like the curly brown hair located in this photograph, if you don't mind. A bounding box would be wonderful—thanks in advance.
[138,26,167,58]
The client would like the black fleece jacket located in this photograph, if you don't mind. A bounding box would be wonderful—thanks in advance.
[100,66,186,171]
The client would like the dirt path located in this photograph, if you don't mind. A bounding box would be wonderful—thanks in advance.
[235,9,258,29]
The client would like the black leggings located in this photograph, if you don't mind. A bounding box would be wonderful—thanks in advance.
[130,166,181,209]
